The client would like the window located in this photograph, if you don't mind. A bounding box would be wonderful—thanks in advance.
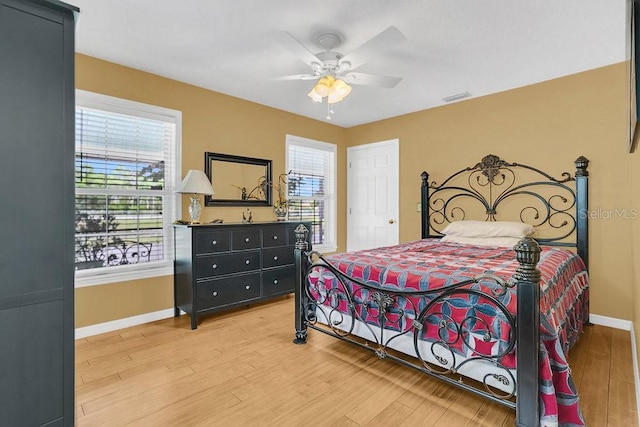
[286,135,337,252]
[75,90,181,287]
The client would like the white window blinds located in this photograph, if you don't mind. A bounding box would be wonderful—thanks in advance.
[286,135,336,251]
[75,92,179,278]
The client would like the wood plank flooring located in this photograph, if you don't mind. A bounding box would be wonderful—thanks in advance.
[75,297,638,426]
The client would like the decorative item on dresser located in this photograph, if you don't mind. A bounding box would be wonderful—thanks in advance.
[242,208,253,223]
[273,172,290,221]
[177,169,215,224]
[174,221,312,329]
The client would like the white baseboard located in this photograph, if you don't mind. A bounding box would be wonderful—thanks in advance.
[76,311,632,337]
[74,308,177,339]
[589,314,632,331]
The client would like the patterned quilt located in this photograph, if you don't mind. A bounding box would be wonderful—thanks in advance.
[311,239,589,427]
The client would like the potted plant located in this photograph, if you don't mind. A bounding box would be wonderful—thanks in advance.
[273,172,289,221]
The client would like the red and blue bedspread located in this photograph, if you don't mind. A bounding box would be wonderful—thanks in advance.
[311,238,589,427]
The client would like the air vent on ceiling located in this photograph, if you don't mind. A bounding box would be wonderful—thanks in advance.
[442,92,472,103]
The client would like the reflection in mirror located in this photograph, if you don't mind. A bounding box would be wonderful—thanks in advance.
[204,152,272,206]
[212,161,267,200]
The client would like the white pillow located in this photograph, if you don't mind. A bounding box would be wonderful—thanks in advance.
[440,235,522,248]
[441,220,534,238]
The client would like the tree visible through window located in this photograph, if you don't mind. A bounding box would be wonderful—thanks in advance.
[286,135,336,252]
[75,93,178,274]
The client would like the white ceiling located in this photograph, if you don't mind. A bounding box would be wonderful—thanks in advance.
[70,0,627,128]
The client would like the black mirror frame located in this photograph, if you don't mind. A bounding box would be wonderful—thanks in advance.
[204,152,273,206]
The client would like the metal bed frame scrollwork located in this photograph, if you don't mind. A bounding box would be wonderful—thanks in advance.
[293,154,589,427]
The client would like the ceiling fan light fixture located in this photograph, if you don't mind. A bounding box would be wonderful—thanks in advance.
[276,26,405,115]
[327,91,341,104]
[314,76,333,97]
[333,78,351,98]
[308,75,351,104]
[307,88,322,102]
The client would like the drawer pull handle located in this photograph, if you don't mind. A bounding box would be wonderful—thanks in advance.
[273,279,278,285]
[273,256,278,261]
[212,291,218,297]
[273,235,278,240]
[245,285,250,290]
[212,240,217,245]
[212,264,218,269]
[245,237,250,243]
[245,260,250,265]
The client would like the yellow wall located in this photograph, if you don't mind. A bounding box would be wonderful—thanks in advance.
[74,54,346,327]
[75,276,173,324]
[76,55,638,334]
[346,63,636,321]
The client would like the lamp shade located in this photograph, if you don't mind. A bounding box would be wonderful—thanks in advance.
[177,170,214,195]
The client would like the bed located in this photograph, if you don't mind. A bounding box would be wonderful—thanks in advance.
[292,154,590,427]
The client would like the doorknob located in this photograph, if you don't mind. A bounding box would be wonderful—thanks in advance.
[388,219,395,224]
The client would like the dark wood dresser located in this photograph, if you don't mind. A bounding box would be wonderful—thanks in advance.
[173,221,311,329]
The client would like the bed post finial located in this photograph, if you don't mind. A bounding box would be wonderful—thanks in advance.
[421,171,429,239]
[513,236,541,283]
[575,156,589,177]
[294,224,309,251]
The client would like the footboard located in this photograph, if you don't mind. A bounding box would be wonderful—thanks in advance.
[293,225,542,427]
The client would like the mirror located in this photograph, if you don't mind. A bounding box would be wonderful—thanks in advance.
[204,152,272,206]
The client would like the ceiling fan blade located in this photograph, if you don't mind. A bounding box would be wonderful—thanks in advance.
[342,72,402,88]
[272,74,319,81]
[274,31,322,68]
[339,26,405,71]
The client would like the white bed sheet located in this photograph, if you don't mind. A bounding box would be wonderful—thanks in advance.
[313,306,516,395]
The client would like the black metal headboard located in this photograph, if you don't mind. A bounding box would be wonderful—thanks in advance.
[420,154,589,269]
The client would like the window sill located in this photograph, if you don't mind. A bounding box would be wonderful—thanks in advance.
[74,261,173,288]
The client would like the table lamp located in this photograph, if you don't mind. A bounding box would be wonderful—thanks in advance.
[177,170,214,224]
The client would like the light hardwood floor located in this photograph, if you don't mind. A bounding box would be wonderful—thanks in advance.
[75,296,638,426]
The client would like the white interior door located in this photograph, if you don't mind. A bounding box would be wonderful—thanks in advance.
[347,139,399,252]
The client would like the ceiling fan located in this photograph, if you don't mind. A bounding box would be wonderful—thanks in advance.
[274,26,405,107]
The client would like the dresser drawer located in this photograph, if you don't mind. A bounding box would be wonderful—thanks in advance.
[262,226,288,248]
[197,273,261,310]
[195,230,230,254]
[262,246,294,268]
[231,228,261,250]
[195,250,260,279]
[262,266,295,297]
